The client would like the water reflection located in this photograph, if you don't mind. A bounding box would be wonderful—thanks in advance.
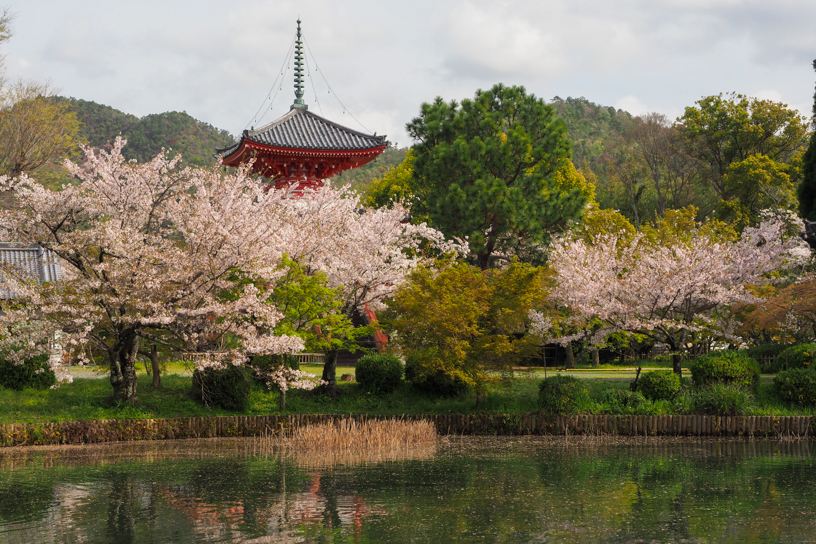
[0,437,814,543]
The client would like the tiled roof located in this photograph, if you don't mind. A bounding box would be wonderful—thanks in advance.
[218,141,241,158]
[217,108,387,157]
[0,243,62,299]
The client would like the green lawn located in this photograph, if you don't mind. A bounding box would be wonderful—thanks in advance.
[0,375,279,424]
[0,373,543,424]
[0,368,812,424]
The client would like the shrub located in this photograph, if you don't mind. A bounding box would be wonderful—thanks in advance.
[688,383,754,415]
[538,375,588,415]
[599,389,646,414]
[405,352,470,396]
[356,353,404,393]
[192,365,252,411]
[774,368,816,406]
[688,351,760,390]
[744,343,787,372]
[638,370,681,401]
[770,344,816,374]
[672,391,692,414]
[0,355,56,390]
[599,389,670,415]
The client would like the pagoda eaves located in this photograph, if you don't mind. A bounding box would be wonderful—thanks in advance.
[218,108,386,190]
[217,20,387,193]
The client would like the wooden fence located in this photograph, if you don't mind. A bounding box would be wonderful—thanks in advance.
[296,353,324,365]
[176,353,325,366]
[0,414,812,448]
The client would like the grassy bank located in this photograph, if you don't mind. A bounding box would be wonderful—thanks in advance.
[0,371,813,425]
[0,374,546,424]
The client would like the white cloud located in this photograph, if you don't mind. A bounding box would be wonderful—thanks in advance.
[442,2,565,79]
[2,0,813,146]
[615,95,649,117]
[753,89,784,102]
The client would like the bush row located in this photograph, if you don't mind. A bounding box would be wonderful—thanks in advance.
[185,348,816,413]
[536,376,762,416]
[537,349,816,415]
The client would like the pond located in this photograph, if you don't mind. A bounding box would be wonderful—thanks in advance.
[0,437,815,543]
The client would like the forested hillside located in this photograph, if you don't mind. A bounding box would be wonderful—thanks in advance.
[550,96,634,170]
[61,96,405,190]
[50,93,807,234]
[58,97,235,167]
[54,96,635,202]
[334,97,631,196]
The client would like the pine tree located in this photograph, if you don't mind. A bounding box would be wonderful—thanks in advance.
[798,60,816,220]
[407,84,593,269]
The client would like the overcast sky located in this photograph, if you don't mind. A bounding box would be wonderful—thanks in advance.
[5,0,816,147]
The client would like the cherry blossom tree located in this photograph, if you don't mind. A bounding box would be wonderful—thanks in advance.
[0,138,458,402]
[275,184,466,386]
[0,138,306,403]
[547,211,805,376]
[258,364,322,410]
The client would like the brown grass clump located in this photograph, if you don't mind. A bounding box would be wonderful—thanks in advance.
[265,418,438,467]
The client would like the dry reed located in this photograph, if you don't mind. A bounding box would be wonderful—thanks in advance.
[261,418,438,468]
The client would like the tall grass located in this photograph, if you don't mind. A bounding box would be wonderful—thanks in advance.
[261,418,437,467]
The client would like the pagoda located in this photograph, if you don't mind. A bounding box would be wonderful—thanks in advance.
[217,20,387,194]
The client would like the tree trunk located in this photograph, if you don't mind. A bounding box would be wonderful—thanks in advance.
[565,343,575,369]
[317,348,342,397]
[672,351,683,378]
[279,389,286,411]
[110,329,140,404]
[590,348,599,368]
[321,349,338,384]
[475,389,484,409]
[150,343,161,389]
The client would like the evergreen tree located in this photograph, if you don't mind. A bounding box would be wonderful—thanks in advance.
[798,60,816,220]
[407,84,592,270]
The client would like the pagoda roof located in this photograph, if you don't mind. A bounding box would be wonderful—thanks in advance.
[217,108,387,159]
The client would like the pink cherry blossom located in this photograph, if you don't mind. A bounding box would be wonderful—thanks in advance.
[547,216,806,372]
[0,138,457,402]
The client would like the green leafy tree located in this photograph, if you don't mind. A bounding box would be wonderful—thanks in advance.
[407,84,592,269]
[679,92,808,198]
[0,16,81,199]
[0,83,80,180]
[719,153,798,227]
[266,257,372,400]
[625,113,714,219]
[798,60,816,220]
[603,137,653,227]
[333,144,408,193]
[387,260,549,406]
[268,257,366,355]
[361,149,416,209]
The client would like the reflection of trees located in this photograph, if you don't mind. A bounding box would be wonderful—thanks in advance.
[106,471,138,543]
[532,441,816,543]
[0,480,54,523]
[0,440,815,542]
